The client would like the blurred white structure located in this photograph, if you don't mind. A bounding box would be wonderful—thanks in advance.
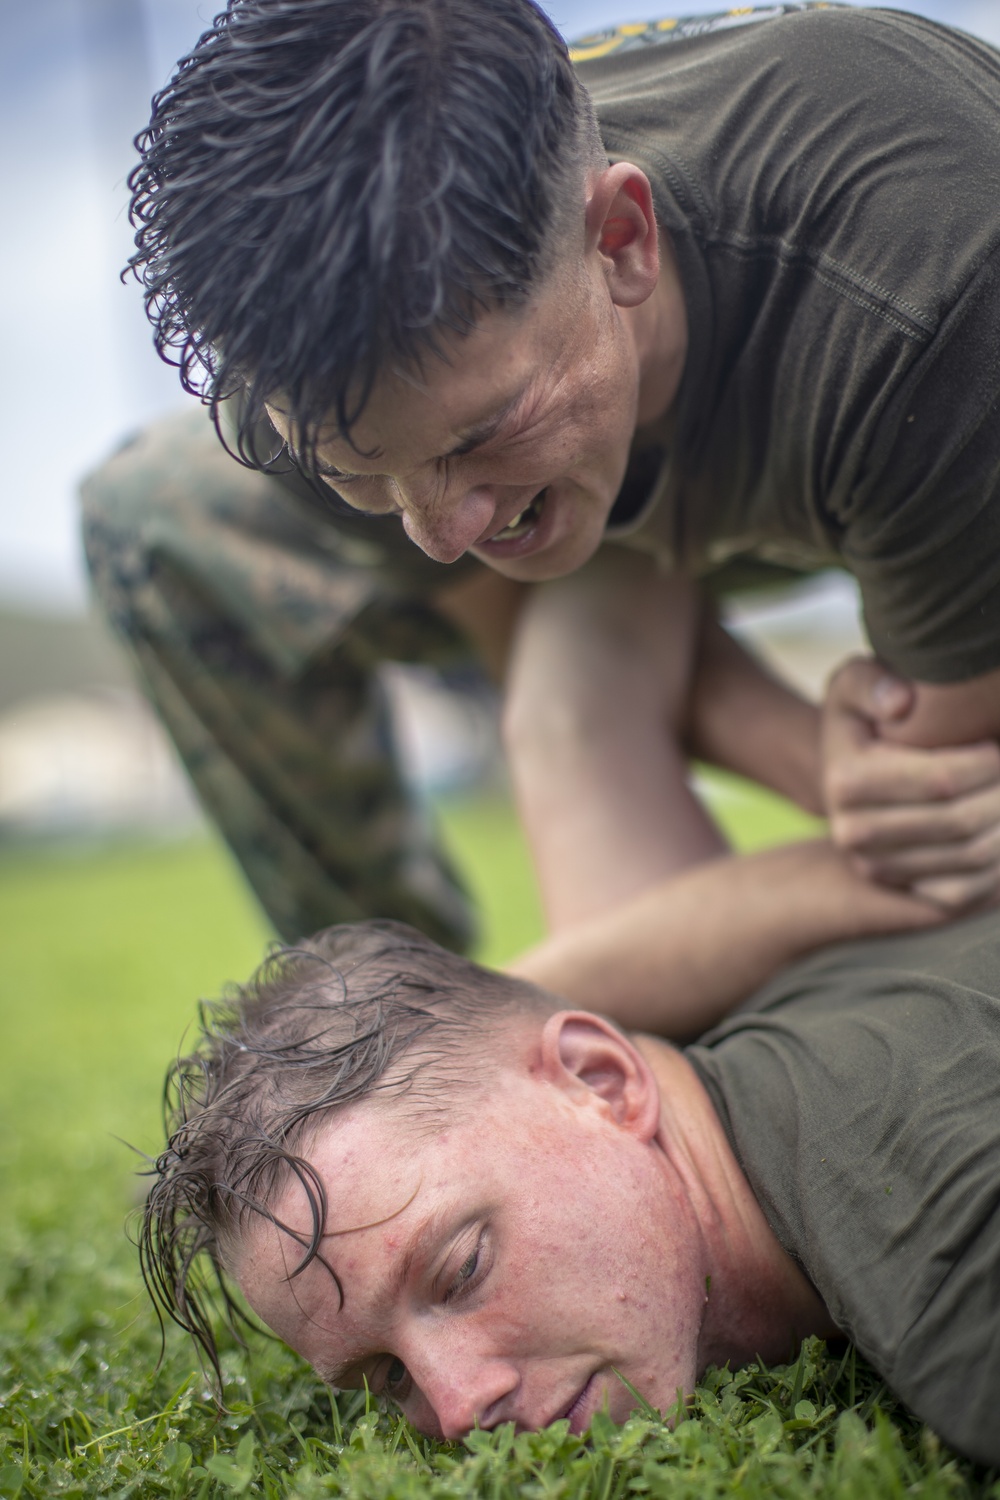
[382,665,506,795]
[0,604,202,839]
[0,688,200,838]
[725,570,868,700]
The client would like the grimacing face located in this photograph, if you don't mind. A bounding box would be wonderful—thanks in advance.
[235,1015,711,1438]
[265,197,681,582]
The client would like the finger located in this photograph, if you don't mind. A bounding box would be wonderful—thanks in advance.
[830,780,1000,854]
[825,654,914,725]
[822,659,893,774]
[825,739,1000,811]
[851,822,1000,882]
[911,868,1000,911]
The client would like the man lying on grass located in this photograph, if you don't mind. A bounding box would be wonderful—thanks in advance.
[143,841,1000,1468]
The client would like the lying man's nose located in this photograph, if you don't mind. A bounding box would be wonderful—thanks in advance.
[418,1355,521,1440]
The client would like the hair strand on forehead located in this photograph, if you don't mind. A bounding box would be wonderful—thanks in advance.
[139,919,554,1382]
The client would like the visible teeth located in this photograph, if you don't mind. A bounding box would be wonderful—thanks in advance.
[494,491,545,540]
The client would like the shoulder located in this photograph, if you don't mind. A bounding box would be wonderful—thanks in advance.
[574,6,1000,100]
[579,8,1000,325]
[578,4,1000,181]
[689,915,1000,1465]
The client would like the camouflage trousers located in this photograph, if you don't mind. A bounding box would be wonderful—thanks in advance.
[81,407,481,950]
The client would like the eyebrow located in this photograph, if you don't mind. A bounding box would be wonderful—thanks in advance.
[287,384,530,483]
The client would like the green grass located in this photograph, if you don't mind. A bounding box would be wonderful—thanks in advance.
[0,783,994,1497]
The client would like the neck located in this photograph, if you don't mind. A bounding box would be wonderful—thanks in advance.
[625,228,689,429]
[635,1036,838,1373]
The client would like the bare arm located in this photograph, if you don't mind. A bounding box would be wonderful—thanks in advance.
[502,550,727,933]
[685,610,824,815]
[508,839,940,1039]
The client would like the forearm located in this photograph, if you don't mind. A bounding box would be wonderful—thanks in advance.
[503,554,726,932]
[687,612,824,815]
[507,840,939,1038]
[505,665,725,933]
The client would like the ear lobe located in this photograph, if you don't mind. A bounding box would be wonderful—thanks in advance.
[541,1011,661,1141]
[585,162,660,309]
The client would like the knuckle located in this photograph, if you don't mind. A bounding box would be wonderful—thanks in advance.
[926,764,958,802]
[828,653,871,689]
[824,663,854,709]
[830,811,868,851]
[825,661,850,696]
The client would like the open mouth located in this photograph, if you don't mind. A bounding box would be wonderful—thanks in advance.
[489,488,548,543]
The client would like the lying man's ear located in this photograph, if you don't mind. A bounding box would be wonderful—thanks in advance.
[539,1010,662,1142]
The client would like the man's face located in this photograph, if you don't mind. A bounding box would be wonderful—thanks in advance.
[267,254,645,582]
[237,1036,708,1439]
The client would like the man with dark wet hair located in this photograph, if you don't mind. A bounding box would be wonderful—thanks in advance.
[84,0,1000,953]
[144,842,1000,1464]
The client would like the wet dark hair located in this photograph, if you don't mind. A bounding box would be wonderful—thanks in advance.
[128,0,604,470]
[140,919,553,1378]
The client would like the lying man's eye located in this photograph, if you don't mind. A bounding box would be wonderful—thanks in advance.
[444,1245,481,1303]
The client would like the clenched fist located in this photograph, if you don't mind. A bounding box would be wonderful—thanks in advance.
[822,656,1000,910]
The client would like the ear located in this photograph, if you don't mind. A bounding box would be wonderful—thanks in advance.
[539,1011,662,1142]
[584,161,660,309]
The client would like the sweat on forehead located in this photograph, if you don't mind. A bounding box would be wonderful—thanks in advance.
[140,920,556,1374]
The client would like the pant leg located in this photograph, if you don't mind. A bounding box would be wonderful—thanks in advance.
[80,406,479,950]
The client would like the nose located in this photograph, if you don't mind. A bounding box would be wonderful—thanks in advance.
[396,476,497,564]
[412,1348,521,1440]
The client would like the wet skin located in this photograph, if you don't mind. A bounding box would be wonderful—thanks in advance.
[236,1013,833,1439]
[265,163,688,582]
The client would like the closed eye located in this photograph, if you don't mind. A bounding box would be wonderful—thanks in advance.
[315,461,363,483]
[443,1233,487,1304]
[283,442,365,483]
[385,1357,410,1398]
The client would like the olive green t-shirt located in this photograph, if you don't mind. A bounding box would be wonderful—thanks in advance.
[577,5,1000,682]
[686,912,1000,1464]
